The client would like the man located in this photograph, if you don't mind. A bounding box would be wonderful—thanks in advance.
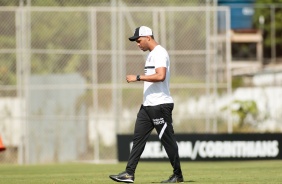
[109,26,184,183]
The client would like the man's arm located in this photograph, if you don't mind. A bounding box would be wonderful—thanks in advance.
[126,67,166,83]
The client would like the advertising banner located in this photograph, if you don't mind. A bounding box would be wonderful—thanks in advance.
[118,134,281,161]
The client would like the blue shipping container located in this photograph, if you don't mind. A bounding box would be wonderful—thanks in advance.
[218,0,255,30]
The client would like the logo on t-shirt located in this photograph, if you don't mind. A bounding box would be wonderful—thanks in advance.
[147,56,152,62]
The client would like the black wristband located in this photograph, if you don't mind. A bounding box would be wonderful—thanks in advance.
[136,75,140,81]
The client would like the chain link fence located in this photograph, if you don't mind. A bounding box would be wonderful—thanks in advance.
[1,0,282,165]
[2,0,215,7]
[0,1,233,164]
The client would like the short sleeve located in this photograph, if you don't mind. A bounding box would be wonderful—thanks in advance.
[153,49,167,69]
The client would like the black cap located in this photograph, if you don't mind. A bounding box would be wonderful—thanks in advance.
[128,26,153,42]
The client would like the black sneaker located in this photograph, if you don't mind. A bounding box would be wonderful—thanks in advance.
[161,174,184,183]
[109,171,134,183]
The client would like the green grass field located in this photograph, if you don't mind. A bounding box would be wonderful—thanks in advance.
[0,160,281,184]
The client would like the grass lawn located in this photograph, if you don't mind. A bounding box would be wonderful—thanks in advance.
[0,160,281,183]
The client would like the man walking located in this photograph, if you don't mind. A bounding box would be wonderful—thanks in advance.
[109,26,184,183]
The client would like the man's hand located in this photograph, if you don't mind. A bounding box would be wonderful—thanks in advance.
[126,75,138,83]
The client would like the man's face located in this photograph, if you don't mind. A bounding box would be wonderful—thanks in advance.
[136,36,149,52]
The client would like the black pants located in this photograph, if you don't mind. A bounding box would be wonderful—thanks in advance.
[126,103,182,176]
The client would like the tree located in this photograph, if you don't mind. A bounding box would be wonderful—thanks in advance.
[253,0,282,58]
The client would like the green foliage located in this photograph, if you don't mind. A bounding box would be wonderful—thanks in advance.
[232,76,245,89]
[0,59,16,86]
[0,0,206,7]
[221,100,259,131]
[0,0,110,6]
[30,11,90,75]
[0,0,18,6]
[253,0,282,57]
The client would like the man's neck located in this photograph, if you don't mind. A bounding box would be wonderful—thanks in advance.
[149,42,158,52]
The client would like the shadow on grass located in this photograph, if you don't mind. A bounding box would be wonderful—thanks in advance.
[151,180,196,183]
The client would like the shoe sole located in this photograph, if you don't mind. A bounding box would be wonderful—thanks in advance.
[161,179,184,183]
[109,176,134,183]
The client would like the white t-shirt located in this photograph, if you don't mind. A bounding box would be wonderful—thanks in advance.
[143,45,173,106]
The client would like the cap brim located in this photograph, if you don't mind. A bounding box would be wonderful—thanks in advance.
[128,36,139,41]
